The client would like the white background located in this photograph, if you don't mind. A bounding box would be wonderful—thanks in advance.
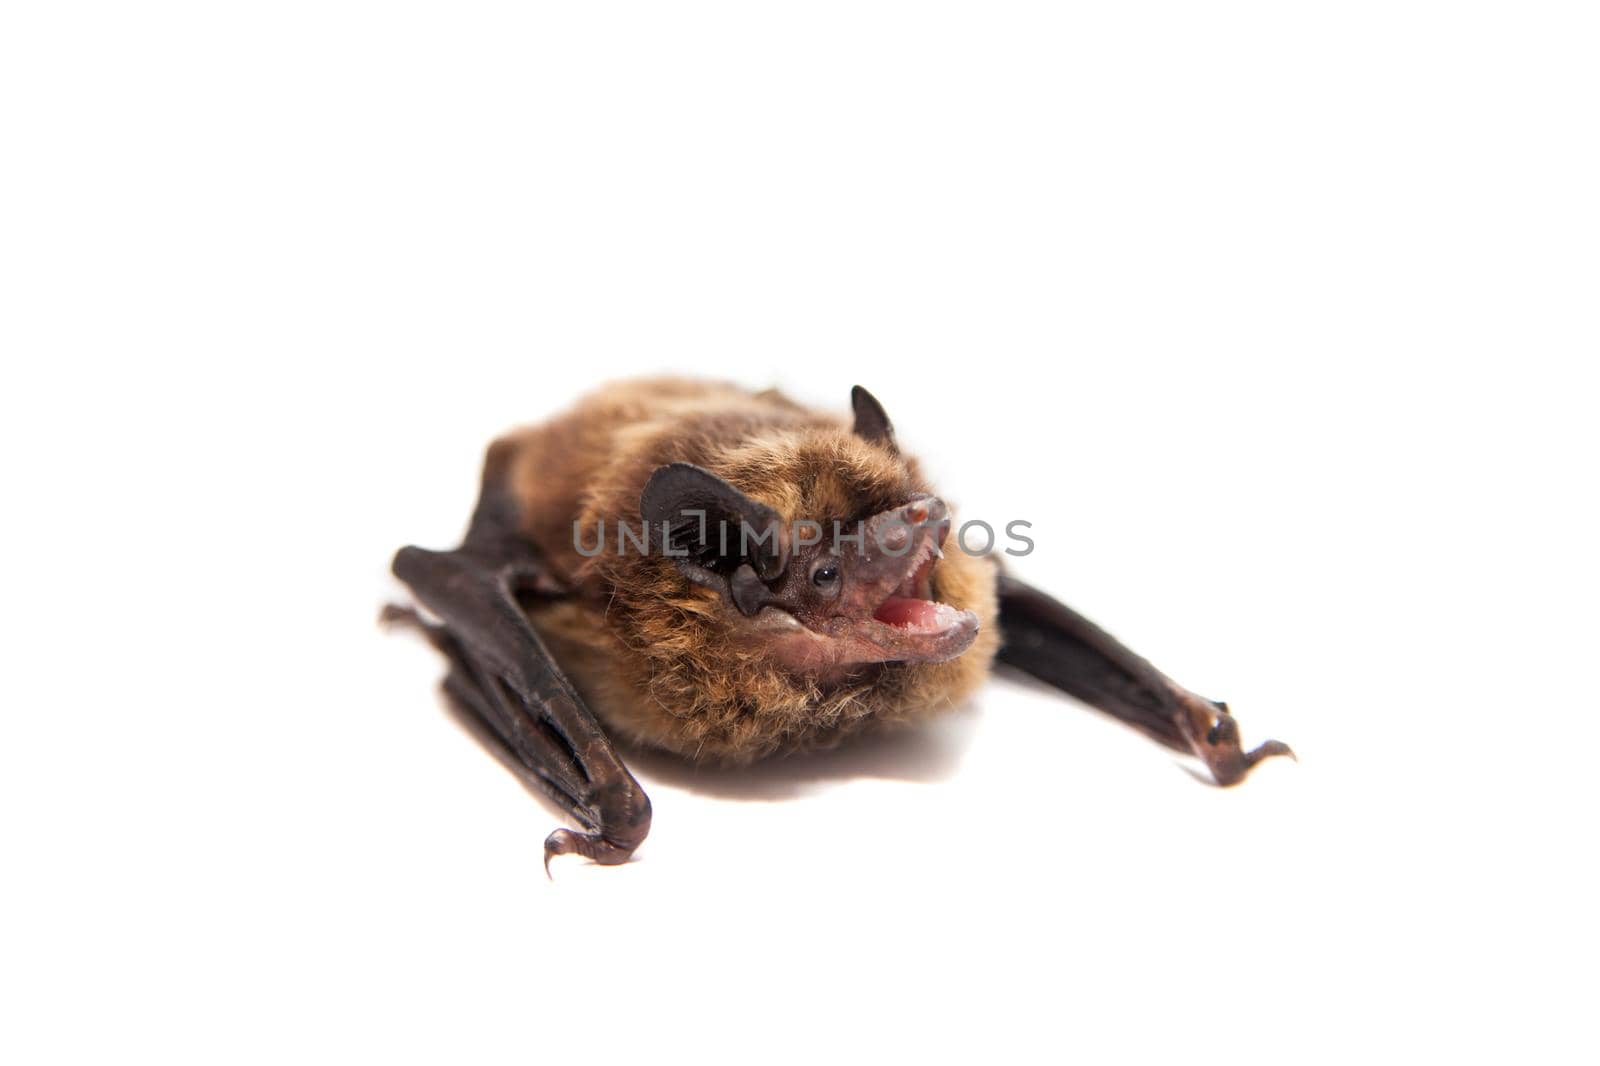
[3,3,1597,1063]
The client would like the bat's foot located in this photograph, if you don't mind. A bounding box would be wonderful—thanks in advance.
[544,828,640,876]
[1182,697,1295,786]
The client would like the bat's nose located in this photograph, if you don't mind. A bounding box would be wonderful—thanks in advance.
[863,495,950,558]
[874,496,949,553]
[901,496,947,527]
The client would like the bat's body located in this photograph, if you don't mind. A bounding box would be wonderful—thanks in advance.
[390,378,1291,869]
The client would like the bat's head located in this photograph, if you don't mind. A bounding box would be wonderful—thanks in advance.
[639,387,982,676]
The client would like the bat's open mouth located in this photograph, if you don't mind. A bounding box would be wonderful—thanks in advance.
[872,531,958,629]
[864,514,979,658]
[874,596,967,630]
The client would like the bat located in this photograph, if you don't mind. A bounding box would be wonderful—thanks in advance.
[386,378,1293,871]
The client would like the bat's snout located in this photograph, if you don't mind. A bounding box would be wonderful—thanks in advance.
[866,495,949,557]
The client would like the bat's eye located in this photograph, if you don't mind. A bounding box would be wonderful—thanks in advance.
[810,562,841,594]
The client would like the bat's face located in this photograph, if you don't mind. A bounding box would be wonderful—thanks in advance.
[635,387,984,680]
[751,494,981,673]
[640,461,981,677]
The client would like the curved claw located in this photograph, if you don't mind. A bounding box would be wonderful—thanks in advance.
[543,827,640,878]
[1182,696,1295,787]
[1201,719,1296,786]
[1248,739,1297,766]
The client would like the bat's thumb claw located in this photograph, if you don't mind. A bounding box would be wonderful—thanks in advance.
[543,827,639,877]
[543,829,573,879]
[1247,739,1296,766]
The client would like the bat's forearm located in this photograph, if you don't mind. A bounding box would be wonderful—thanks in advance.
[995,575,1292,785]
[391,528,651,871]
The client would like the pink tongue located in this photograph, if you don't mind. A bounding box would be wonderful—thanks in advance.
[874,596,946,629]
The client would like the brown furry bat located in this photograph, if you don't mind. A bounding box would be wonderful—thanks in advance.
[388,378,1292,869]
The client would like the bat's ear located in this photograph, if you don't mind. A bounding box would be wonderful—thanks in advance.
[640,463,787,612]
[850,385,897,452]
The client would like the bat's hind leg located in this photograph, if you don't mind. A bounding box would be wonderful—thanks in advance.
[995,575,1293,785]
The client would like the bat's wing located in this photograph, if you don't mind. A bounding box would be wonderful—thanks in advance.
[994,574,1293,785]
[388,465,650,872]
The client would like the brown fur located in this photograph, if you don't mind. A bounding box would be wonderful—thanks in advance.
[498,378,1001,762]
